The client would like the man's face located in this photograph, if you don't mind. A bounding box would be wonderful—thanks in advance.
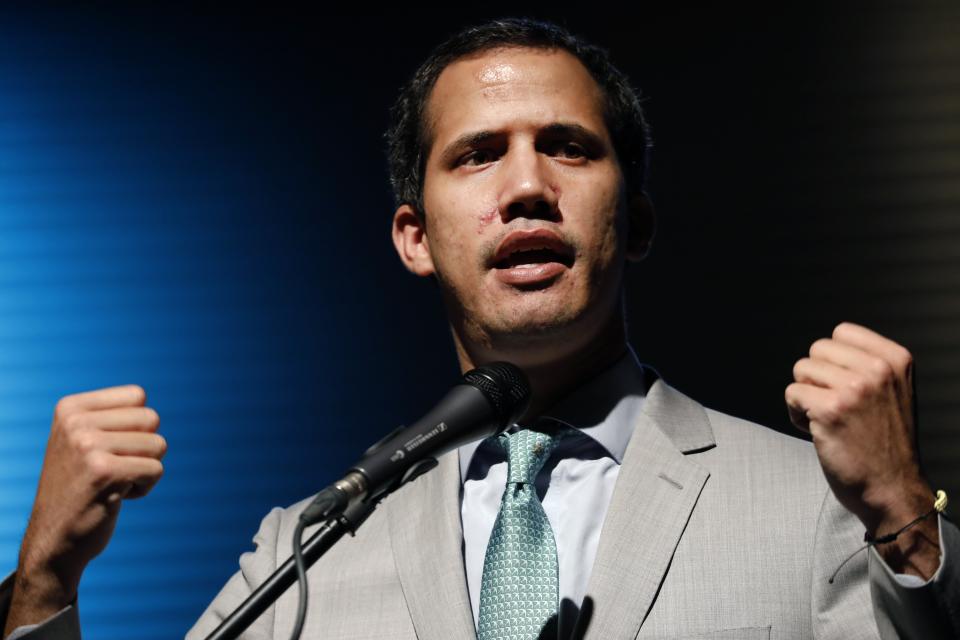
[393,46,651,364]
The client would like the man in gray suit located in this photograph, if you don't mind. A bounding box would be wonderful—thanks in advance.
[3,17,958,640]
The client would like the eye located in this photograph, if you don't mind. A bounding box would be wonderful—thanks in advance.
[460,149,497,166]
[549,141,588,159]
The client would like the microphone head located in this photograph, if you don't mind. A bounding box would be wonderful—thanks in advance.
[462,362,530,426]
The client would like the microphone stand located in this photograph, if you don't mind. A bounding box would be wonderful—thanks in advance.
[203,457,439,640]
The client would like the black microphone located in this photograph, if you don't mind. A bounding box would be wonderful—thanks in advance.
[300,361,530,525]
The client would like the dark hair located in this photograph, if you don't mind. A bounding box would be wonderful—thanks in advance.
[384,17,653,217]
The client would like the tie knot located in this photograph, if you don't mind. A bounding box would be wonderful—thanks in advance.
[493,422,571,485]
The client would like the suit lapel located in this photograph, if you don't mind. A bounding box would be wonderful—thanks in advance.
[387,449,477,640]
[577,368,714,640]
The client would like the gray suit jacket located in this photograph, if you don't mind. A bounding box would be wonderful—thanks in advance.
[3,371,959,639]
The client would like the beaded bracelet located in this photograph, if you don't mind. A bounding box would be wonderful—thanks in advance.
[828,490,948,584]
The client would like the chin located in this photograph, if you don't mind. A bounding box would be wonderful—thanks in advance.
[490,302,587,344]
[480,324,593,370]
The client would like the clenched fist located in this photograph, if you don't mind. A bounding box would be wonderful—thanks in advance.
[4,384,166,636]
[785,322,940,579]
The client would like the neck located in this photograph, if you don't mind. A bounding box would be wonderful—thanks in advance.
[451,307,629,424]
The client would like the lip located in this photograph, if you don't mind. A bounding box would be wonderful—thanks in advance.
[493,261,568,286]
[490,227,575,268]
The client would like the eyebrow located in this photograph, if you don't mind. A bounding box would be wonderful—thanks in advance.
[436,122,607,167]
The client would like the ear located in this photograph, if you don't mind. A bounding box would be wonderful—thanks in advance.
[625,191,656,262]
[392,203,435,277]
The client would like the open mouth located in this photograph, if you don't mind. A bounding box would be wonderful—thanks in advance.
[489,230,576,288]
[493,247,575,269]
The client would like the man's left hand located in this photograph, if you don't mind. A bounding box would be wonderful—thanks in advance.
[785,321,941,580]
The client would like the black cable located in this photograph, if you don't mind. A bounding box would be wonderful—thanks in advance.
[288,518,310,640]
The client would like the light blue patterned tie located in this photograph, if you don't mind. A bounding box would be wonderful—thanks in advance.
[477,425,569,640]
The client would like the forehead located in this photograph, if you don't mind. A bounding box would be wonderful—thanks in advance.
[423,46,609,160]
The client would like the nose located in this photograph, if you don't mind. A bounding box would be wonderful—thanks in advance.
[497,143,560,222]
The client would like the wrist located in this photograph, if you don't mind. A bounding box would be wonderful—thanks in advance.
[861,476,933,536]
[16,534,86,603]
[3,569,76,637]
[11,564,76,611]
[866,484,944,581]
[873,516,941,580]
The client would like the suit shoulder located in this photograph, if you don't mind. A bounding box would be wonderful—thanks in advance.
[705,405,814,454]
[702,406,826,483]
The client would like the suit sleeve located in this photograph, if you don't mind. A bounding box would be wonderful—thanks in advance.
[868,514,960,639]
[0,571,81,640]
[185,506,285,640]
[810,486,884,639]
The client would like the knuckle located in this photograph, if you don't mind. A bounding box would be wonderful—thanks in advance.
[69,428,99,454]
[792,358,806,379]
[809,338,830,357]
[846,375,868,397]
[144,407,161,429]
[154,434,168,458]
[832,322,849,338]
[148,459,164,480]
[784,383,803,409]
[869,356,893,382]
[53,397,75,422]
[61,412,87,433]
[86,451,113,487]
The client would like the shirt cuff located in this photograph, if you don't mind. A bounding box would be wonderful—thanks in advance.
[1,570,80,640]
[4,604,72,640]
[879,513,947,588]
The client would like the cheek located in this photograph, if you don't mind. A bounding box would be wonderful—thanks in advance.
[425,211,482,288]
[477,207,498,234]
[598,179,629,254]
[429,230,467,283]
[586,228,623,285]
[431,173,500,237]
[570,187,627,267]
[426,183,500,269]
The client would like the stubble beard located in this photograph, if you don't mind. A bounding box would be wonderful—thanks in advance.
[449,275,614,370]
[437,235,625,370]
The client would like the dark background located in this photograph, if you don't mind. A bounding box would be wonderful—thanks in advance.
[0,4,957,638]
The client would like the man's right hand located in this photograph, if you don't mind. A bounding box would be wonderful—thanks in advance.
[3,384,166,636]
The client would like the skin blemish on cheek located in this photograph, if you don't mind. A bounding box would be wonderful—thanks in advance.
[477,207,499,234]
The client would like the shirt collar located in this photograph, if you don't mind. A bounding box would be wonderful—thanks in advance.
[458,344,648,483]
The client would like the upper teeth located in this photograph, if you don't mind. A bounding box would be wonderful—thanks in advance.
[512,243,554,254]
